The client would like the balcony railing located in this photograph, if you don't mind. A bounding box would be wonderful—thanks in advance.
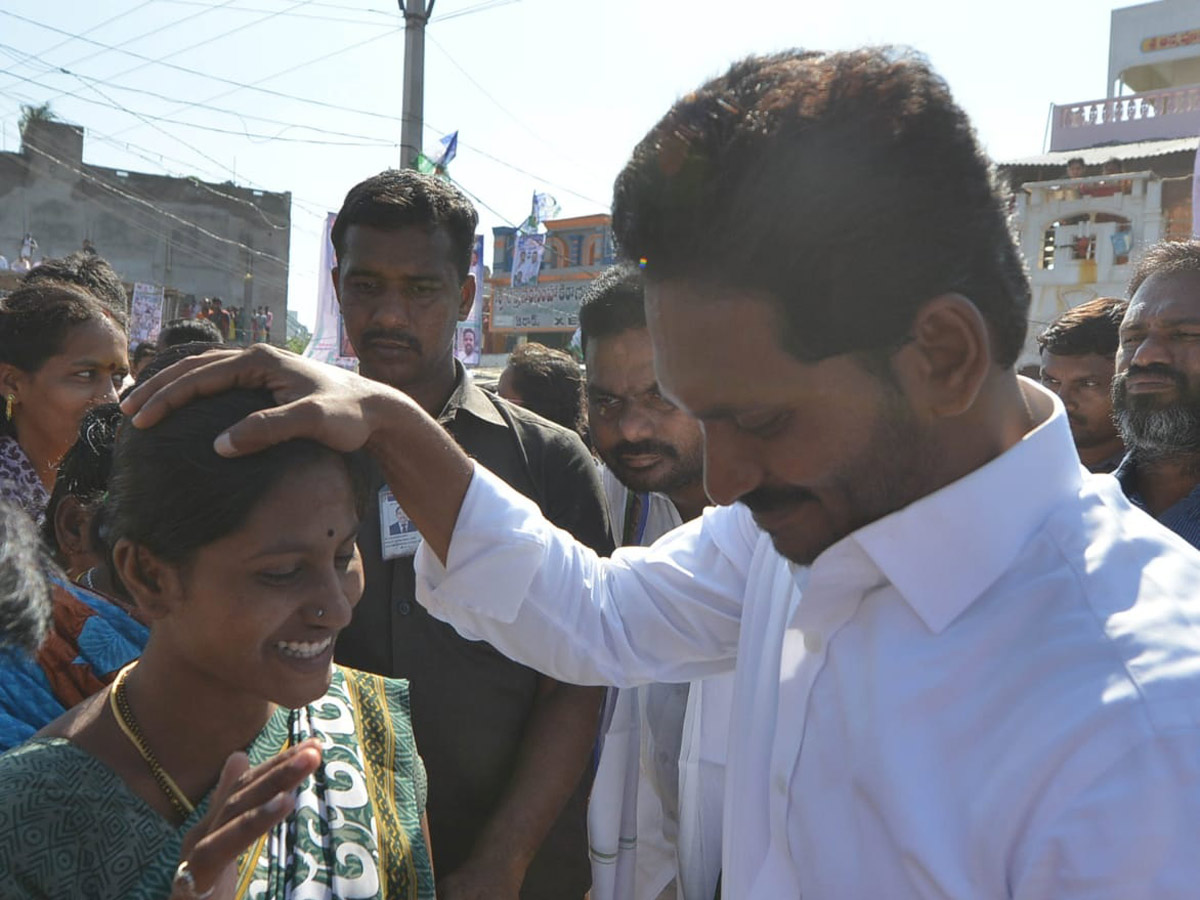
[1049,85,1200,151]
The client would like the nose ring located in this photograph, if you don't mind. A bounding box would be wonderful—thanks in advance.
[315,607,325,618]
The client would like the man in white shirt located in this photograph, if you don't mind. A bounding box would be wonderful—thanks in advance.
[127,47,1200,899]
[580,264,729,900]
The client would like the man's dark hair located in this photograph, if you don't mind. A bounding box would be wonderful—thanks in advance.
[1127,240,1200,298]
[331,169,478,282]
[578,263,646,357]
[611,48,1030,367]
[0,497,56,656]
[158,317,224,349]
[132,342,157,367]
[1067,157,1085,168]
[23,252,129,330]
[504,343,586,438]
[1036,297,1127,357]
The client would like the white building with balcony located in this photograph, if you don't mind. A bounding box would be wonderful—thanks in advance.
[997,0,1200,366]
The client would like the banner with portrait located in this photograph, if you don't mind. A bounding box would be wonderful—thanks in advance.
[511,233,545,288]
[304,212,358,370]
[455,234,485,366]
[129,282,165,346]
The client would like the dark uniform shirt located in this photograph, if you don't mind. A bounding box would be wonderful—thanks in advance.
[1114,454,1200,549]
[336,366,613,899]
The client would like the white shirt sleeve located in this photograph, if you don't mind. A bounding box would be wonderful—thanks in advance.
[415,462,755,687]
[1013,732,1200,898]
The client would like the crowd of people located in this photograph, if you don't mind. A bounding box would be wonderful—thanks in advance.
[6,45,1200,900]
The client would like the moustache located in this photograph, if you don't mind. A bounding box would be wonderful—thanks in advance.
[613,440,679,461]
[361,329,422,353]
[1115,363,1187,394]
[740,484,816,516]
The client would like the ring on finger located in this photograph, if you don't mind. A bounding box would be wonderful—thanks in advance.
[173,860,216,900]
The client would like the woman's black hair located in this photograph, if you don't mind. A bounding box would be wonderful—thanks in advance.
[41,403,122,560]
[0,281,126,438]
[0,498,58,656]
[103,388,368,568]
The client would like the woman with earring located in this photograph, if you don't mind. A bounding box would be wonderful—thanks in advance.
[0,387,435,899]
[0,280,129,525]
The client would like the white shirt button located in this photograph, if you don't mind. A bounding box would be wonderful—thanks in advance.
[804,631,823,654]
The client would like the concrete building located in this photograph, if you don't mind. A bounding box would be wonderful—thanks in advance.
[997,0,1200,366]
[486,213,614,352]
[0,117,290,339]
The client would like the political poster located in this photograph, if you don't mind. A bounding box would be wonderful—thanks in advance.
[456,234,484,366]
[303,212,358,371]
[511,233,545,288]
[129,282,165,346]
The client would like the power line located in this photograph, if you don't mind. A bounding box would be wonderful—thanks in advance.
[20,149,293,290]
[0,1,156,77]
[436,0,522,23]
[426,31,562,155]
[23,141,289,265]
[0,9,605,208]
[154,0,396,28]
[0,47,396,144]
[120,22,403,136]
[43,0,248,83]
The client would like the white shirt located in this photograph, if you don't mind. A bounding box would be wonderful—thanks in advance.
[591,468,730,900]
[417,380,1200,898]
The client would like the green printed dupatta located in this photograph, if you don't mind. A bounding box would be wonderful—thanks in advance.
[233,666,434,900]
[0,667,431,900]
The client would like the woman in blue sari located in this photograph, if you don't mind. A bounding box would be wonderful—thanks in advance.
[0,387,434,899]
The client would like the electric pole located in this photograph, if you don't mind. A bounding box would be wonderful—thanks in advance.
[398,0,435,169]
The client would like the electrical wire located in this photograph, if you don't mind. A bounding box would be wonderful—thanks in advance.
[23,141,289,265]
[0,1,156,77]
[44,0,318,111]
[154,0,396,28]
[0,49,396,144]
[2,6,604,216]
[44,0,249,80]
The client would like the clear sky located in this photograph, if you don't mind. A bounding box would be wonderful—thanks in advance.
[0,0,1136,330]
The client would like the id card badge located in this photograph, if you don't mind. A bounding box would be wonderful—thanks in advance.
[379,486,423,559]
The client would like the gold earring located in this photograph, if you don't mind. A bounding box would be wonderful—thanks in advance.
[4,394,12,421]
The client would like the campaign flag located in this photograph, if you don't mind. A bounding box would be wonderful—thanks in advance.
[511,233,545,287]
[303,212,358,370]
[129,282,165,346]
[519,191,561,234]
[456,234,485,367]
[416,131,458,177]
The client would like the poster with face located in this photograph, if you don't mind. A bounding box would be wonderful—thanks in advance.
[455,234,485,366]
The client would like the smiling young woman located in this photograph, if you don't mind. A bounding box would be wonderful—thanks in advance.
[0,388,435,900]
[0,281,129,525]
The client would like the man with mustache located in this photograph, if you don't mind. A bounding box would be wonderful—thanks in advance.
[1112,240,1200,548]
[580,264,729,900]
[328,170,611,900]
[1037,297,1127,473]
[128,50,1200,897]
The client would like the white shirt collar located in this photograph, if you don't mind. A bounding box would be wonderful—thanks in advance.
[847,377,1081,634]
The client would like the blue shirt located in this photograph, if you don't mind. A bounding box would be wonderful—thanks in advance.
[1115,455,1200,549]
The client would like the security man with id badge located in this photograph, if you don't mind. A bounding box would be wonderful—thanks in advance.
[329,169,612,900]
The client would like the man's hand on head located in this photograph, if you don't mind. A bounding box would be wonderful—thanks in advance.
[120,344,475,562]
[119,344,409,457]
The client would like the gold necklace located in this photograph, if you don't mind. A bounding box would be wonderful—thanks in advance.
[109,663,195,820]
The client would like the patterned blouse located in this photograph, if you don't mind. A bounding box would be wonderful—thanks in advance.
[0,435,50,525]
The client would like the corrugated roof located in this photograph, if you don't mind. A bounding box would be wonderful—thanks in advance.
[997,137,1199,168]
